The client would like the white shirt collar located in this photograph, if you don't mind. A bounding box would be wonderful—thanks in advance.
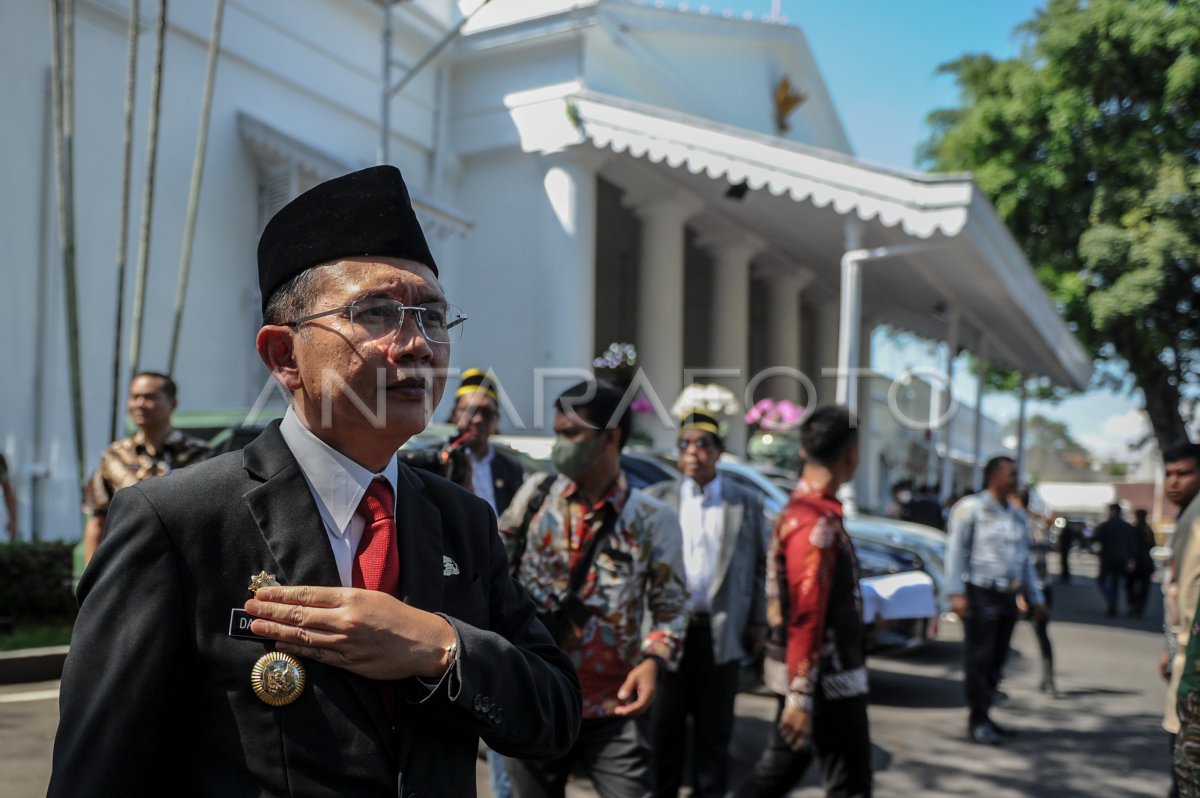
[467,443,494,467]
[681,474,722,502]
[279,407,400,538]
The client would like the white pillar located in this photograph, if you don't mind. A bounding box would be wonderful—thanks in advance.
[1015,377,1028,485]
[633,191,701,449]
[701,231,765,454]
[541,149,604,414]
[938,309,961,502]
[971,340,989,492]
[835,219,866,411]
[763,271,805,403]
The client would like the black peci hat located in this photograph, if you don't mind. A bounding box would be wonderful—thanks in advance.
[257,165,437,314]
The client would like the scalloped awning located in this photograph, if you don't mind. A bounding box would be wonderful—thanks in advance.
[571,92,975,239]
[509,89,975,238]
[505,89,1091,390]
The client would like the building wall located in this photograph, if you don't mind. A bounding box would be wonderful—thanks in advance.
[1,0,448,540]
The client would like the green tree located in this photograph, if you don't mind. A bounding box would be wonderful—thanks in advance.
[921,0,1200,452]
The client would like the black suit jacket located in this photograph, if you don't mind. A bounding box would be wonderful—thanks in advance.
[489,447,524,518]
[49,422,580,798]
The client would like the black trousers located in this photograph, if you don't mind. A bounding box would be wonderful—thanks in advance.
[509,716,653,798]
[963,584,1019,728]
[1127,570,1153,615]
[733,693,872,798]
[651,617,741,798]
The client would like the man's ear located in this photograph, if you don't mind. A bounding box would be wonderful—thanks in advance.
[256,326,303,391]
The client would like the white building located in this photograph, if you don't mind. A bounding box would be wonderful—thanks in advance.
[1,0,1090,541]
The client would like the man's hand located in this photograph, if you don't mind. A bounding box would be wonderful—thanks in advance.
[5,517,15,541]
[246,586,456,681]
[950,593,969,619]
[613,658,658,716]
[1161,650,1174,682]
[778,703,812,752]
[1016,594,1029,614]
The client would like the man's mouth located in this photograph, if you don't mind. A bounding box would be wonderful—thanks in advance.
[386,376,428,398]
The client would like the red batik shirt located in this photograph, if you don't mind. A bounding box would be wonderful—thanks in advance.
[763,480,867,711]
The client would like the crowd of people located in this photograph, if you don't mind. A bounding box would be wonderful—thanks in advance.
[20,164,1199,797]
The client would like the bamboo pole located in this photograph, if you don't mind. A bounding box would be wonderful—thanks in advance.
[128,0,168,378]
[167,0,225,374]
[49,0,87,502]
[110,0,140,441]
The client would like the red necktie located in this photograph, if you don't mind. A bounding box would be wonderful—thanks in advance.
[353,479,400,596]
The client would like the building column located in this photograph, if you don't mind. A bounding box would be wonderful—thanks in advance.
[936,309,961,501]
[971,340,989,492]
[761,270,808,404]
[701,231,765,454]
[632,191,702,449]
[540,149,605,420]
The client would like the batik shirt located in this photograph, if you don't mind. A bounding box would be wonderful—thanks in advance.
[763,480,867,711]
[499,471,688,719]
[83,429,212,516]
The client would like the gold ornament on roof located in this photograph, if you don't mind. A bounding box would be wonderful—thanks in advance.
[773,75,808,134]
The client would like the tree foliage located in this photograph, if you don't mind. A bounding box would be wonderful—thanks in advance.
[921,0,1200,452]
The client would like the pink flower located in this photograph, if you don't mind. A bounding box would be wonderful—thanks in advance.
[745,398,806,430]
[630,397,655,415]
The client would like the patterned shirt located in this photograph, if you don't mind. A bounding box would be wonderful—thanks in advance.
[83,429,212,515]
[499,471,688,719]
[763,480,867,711]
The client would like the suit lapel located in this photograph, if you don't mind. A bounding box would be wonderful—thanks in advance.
[241,423,340,589]
[392,462,445,774]
[710,481,742,600]
[241,422,396,755]
[393,463,444,610]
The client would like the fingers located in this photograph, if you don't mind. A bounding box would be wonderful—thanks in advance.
[252,585,348,608]
[244,598,346,633]
[249,617,349,648]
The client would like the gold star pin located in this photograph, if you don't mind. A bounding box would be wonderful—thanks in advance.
[248,570,280,595]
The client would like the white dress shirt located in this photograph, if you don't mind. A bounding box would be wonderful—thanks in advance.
[678,475,724,613]
[467,445,496,513]
[279,407,399,588]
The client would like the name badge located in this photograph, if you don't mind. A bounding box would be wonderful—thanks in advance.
[228,608,271,642]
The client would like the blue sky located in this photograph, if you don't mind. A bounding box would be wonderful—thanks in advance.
[722,0,1147,461]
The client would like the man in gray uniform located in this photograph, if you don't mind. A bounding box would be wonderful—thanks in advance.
[945,455,1044,745]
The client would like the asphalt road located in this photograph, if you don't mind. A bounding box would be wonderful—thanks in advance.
[0,552,1172,797]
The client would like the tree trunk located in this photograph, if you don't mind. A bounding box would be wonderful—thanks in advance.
[1134,362,1189,454]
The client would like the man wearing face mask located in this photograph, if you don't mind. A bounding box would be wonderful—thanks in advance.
[499,380,688,798]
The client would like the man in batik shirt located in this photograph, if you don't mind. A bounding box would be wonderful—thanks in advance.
[83,372,211,564]
[500,381,687,798]
[735,405,871,798]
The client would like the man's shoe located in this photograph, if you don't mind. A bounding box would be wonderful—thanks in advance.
[969,723,1003,745]
[988,719,1018,737]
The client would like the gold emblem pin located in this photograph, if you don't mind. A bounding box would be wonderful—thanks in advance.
[251,652,306,707]
[248,571,280,595]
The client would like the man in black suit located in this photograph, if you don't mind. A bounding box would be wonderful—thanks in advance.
[49,166,580,798]
[450,368,525,517]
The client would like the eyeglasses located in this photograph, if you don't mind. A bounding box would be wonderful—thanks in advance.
[289,298,466,344]
[677,437,716,453]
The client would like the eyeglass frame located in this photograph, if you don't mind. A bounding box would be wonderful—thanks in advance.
[676,435,719,453]
[287,298,467,345]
